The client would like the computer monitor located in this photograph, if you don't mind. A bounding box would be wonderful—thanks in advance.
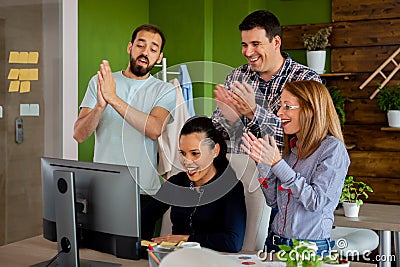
[41,157,141,261]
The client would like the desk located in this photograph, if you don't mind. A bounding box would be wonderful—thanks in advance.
[0,235,149,267]
[0,236,377,267]
[334,203,400,267]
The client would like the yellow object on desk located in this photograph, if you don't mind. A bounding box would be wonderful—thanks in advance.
[141,240,157,247]
[158,241,178,249]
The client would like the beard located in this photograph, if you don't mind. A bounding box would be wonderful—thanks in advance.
[129,55,156,77]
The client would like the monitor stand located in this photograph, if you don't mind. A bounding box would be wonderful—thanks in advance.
[30,171,121,267]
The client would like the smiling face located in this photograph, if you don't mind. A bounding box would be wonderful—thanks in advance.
[178,132,219,187]
[241,27,282,79]
[277,90,301,136]
[127,30,163,79]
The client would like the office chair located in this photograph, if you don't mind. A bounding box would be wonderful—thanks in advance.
[331,226,379,257]
[161,154,271,252]
[227,153,271,252]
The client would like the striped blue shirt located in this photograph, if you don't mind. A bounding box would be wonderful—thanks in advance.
[258,136,350,240]
[211,53,321,154]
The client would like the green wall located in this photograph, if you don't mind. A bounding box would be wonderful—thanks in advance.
[266,0,332,68]
[149,0,209,114]
[77,0,331,161]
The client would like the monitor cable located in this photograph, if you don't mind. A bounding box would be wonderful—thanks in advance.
[44,250,64,267]
[45,237,71,267]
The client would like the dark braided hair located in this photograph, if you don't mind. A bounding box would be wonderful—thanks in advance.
[179,116,228,171]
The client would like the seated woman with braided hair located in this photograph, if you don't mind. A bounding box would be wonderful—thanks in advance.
[141,116,246,253]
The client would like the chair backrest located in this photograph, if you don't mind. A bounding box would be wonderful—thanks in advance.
[330,226,379,256]
[160,207,172,237]
[160,153,271,252]
[227,153,270,252]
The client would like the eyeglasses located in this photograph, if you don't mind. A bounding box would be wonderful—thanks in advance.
[279,103,300,111]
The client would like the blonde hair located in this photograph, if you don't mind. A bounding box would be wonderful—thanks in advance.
[282,80,344,158]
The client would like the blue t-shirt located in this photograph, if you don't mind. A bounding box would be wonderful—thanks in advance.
[80,71,176,195]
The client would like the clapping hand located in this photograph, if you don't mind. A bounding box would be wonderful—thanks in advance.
[241,132,281,167]
[98,60,117,103]
[96,72,107,109]
[229,81,257,120]
[214,84,240,124]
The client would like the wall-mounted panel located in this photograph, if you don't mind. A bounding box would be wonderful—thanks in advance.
[345,99,386,125]
[331,46,400,73]
[361,177,400,204]
[348,151,400,178]
[282,23,331,50]
[332,0,400,22]
[344,125,400,152]
[330,19,400,48]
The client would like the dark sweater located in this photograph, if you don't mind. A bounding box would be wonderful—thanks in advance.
[141,165,246,252]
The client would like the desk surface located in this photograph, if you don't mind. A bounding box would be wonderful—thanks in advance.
[0,236,377,267]
[0,235,149,267]
[334,203,400,232]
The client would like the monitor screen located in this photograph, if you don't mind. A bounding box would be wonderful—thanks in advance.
[41,157,141,260]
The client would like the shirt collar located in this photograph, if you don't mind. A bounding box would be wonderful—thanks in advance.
[275,52,293,78]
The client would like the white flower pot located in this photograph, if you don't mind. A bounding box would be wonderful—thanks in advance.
[306,50,326,74]
[342,202,360,218]
[387,110,400,128]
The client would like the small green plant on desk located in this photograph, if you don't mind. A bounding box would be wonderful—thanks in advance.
[277,239,349,267]
[340,176,373,206]
[277,239,321,267]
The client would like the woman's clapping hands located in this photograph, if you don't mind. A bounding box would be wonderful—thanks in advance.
[241,132,281,167]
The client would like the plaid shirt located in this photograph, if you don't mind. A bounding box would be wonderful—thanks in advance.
[211,53,322,154]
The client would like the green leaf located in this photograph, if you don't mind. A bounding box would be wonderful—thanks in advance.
[278,245,292,252]
[377,83,400,111]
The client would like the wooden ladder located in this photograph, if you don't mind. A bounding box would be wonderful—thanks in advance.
[359,47,400,99]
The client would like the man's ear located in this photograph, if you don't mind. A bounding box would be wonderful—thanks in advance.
[273,35,281,50]
[127,42,133,54]
[157,52,163,64]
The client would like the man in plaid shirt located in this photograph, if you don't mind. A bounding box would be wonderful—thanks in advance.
[211,10,321,155]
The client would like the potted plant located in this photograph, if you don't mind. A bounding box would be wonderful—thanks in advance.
[377,83,400,127]
[277,239,322,267]
[340,176,373,217]
[303,26,333,74]
[277,239,349,267]
[328,86,354,126]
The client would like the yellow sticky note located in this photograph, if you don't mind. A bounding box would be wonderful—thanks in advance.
[8,81,20,92]
[19,69,29,80]
[28,52,39,64]
[19,69,38,80]
[9,51,20,63]
[20,81,31,93]
[28,68,39,80]
[8,69,20,80]
[19,52,29,64]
